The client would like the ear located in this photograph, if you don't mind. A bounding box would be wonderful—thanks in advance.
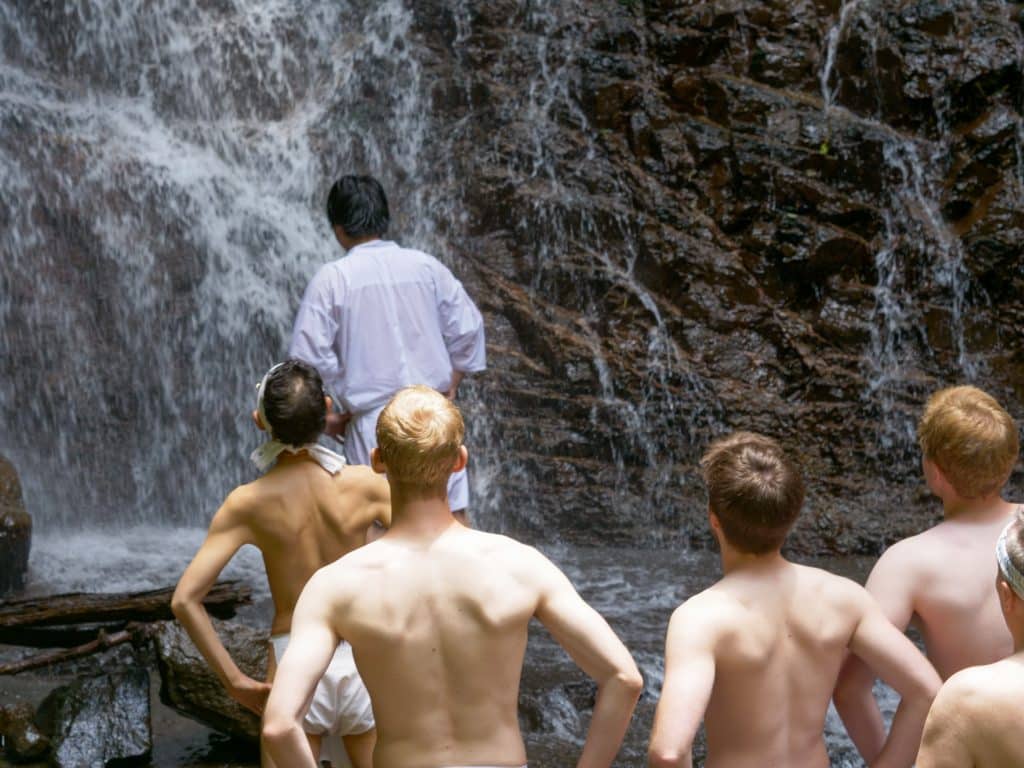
[324,395,333,413]
[997,578,1017,615]
[332,225,349,249]
[253,410,267,432]
[451,445,468,474]
[370,447,387,474]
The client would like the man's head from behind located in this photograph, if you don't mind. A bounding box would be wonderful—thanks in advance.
[996,509,1024,632]
[375,386,465,496]
[918,385,1019,501]
[700,431,805,555]
[326,175,390,243]
[254,359,328,447]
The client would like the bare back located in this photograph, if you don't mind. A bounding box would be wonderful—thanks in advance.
[694,563,864,767]
[874,511,1016,678]
[918,654,1024,767]
[233,457,390,633]
[319,525,555,767]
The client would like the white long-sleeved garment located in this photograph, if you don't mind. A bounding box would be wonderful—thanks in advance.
[289,239,486,508]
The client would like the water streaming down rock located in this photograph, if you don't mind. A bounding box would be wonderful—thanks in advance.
[1,0,1023,555]
[0,0,461,529]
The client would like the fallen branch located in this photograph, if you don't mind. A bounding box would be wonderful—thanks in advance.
[0,626,141,675]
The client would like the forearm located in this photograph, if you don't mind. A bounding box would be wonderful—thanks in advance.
[172,600,245,688]
[834,659,886,762]
[870,693,933,768]
[577,671,643,768]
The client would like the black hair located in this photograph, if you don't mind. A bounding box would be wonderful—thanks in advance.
[262,359,327,446]
[325,175,390,238]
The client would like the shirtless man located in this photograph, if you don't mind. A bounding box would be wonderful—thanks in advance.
[834,386,1020,762]
[648,432,940,768]
[262,385,643,768]
[917,509,1024,767]
[172,360,390,768]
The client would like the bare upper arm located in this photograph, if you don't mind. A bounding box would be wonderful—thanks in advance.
[174,490,255,604]
[863,540,923,632]
[848,585,940,701]
[916,677,976,768]
[649,600,718,762]
[530,549,639,686]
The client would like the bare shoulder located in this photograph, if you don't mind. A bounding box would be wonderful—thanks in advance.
[333,464,389,500]
[865,530,942,589]
[668,585,744,646]
[211,481,262,528]
[942,660,1023,705]
[798,563,869,606]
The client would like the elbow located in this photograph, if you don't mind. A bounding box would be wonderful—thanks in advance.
[260,711,293,749]
[170,591,190,621]
[648,745,686,768]
[621,666,644,700]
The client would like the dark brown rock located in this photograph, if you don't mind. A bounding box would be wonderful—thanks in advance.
[0,456,30,596]
[0,702,49,762]
[151,619,265,741]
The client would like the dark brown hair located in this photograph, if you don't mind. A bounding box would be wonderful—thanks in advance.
[700,431,805,554]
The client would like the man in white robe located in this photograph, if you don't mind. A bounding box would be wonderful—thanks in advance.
[289,175,485,522]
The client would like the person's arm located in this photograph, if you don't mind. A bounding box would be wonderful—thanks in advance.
[171,493,270,714]
[915,678,974,768]
[262,570,343,768]
[834,545,918,762]
[289,267,348,434]
[532,553,642,768]
[847,587,941,768]
[433,262,486,396]
[648,603,715,768]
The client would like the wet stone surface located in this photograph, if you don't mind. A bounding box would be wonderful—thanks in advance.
[35,669,151,768]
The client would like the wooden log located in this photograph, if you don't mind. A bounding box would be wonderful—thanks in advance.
[0,622,128,648]
[0,626,139,675]
[0,580,251,631]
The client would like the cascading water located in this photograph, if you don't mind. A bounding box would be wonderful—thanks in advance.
[0,0,458,530]
[816,0,987,468]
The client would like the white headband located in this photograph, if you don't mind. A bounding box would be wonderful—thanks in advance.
[255,362,287,440]
[996,521,1024,600]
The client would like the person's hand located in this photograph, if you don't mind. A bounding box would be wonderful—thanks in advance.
[228,674,272,715]
[325,411,352,438]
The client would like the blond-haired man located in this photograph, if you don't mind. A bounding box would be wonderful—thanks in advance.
[834,385,1021,762]
[649,432,939,768]
[917,509,1024,767]
[173,360,390,768]
[263,385,643,768]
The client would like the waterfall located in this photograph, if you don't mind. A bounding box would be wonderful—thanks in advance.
[816,0,986,467]
[0,0,458,529]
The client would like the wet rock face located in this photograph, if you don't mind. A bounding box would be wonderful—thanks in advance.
[0,455,31,595]
[151,620,265,741]
[414,0,1024,554]
[34,669,151,768]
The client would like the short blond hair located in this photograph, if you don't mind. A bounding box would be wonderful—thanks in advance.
[376,386,464,489]
[700,431,805,554]
[918,386,1019,499]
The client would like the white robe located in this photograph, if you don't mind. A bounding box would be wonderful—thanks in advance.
[289,239,486,509]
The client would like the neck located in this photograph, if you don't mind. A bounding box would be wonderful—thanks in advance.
[345,234,380,250]
[719,542,787,574]
[942,494,1012,520]
[388,485,457,537]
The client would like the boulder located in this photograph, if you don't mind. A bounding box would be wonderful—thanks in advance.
[0,455,31,595]
[0,702,50,762]
[34,669,150,768]
[151,619,265,741]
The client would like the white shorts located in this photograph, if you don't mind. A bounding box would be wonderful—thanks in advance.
[345,404,469,510]
[271,634,375,766]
